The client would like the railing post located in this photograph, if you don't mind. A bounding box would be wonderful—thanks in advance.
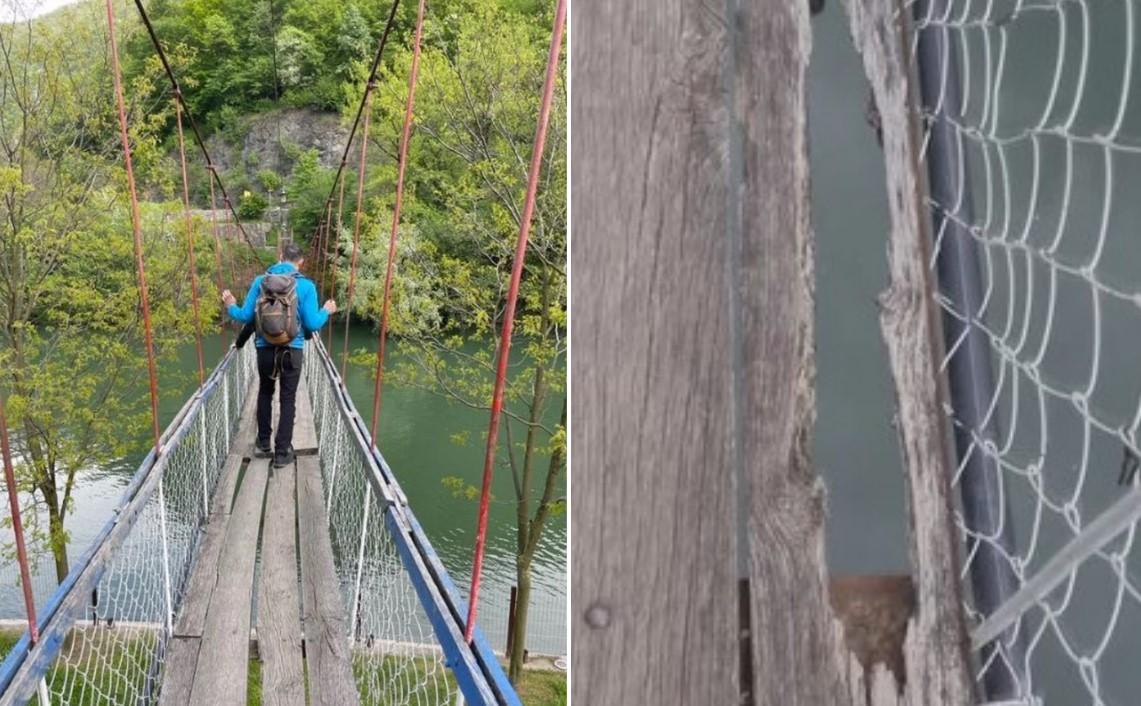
[349,486,372,645]
[326,413,343,514]
[912,1,1027,698]
[199,410,210,517]
[157,476,175,637]
[223,373,231,452]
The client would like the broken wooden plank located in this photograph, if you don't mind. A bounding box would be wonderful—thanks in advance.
[844,0,973,703]
[297,455,359,706]
[258,462,305,706]
[187,459,269,706]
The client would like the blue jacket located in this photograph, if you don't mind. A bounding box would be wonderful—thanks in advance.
[227,262,329,349]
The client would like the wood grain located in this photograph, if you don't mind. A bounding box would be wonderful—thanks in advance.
[157,637,200,706]
[258,462,305,706]
[187,459,269,706]
[293,377,318,453]
[297,455,359,706]
[174,454,244,639]
[571,1,739,703]
[736,2,870,704]
[844,1,973,703]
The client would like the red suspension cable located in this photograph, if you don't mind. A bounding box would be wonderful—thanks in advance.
[327,172,346,350]
[464,0,566,642]
[370,0,427,445]
[0,395,38,644]
[207,167,231,349]
[107,0,162,454]
[340,88,375,376]
[318,200,333,300]
[175,98,206,385]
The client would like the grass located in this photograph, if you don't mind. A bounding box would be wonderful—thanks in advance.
[1,628,566,705]
[515,669,567,706]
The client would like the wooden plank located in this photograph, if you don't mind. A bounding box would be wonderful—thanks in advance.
[211,454,244,518]
[293,376,318,453]
[158,636,201,706]
[570,2,738,703]
[233,380,262,458]
[844,1,973,704]
[174,454,245,638]
[188,459,269,706]
[736,3,872,705]
[297,455,359,706]
[257,462,305,706]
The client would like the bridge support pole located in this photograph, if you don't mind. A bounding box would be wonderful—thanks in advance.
[911,0,1028,699]
[157,476,174,637]
[199,410,210,517]
[326,413,344,514]
[349,486,372,645]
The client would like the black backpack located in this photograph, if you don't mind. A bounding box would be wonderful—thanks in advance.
[255,272,300,346]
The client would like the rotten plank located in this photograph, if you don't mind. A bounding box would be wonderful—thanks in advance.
[843,0,973,703]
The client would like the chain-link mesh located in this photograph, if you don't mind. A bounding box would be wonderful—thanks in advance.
[909,1,1141,703]
[0,345,255,705]
[305,341,460,705]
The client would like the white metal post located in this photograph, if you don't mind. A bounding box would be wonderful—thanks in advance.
[199,410,209,517]
[157,476,174,637]
[348,486,372,646]
[222,373,231,451]
[326,413,344,513]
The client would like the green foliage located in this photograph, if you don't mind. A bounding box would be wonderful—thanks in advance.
[238,190,269,220]
[0,2,232,581]
[257,169,283,192]
[332,1,566,681]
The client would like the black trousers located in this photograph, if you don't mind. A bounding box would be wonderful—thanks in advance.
[256,346,303,452]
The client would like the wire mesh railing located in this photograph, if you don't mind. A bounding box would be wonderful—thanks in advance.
[305,337,520,706]
[910,0,1141,703]
[0,344,256,705]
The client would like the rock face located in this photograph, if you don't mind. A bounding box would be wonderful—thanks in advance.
[205,108,351,176]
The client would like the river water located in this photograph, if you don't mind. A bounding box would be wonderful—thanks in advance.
[0,327,566,657]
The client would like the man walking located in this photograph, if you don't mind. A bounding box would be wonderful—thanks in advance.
[222,243,336,468]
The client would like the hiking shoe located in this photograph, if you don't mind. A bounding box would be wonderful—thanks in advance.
[273,446,295,468]
[254,440,272,458]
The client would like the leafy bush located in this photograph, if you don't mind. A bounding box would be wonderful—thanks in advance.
[257,170,283,192]
[238,190,269,220]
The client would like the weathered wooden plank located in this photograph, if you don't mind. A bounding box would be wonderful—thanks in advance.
[233,379,263,458]
[258,462,305,706]
[188,459,269,706]
[211,453,244,517]
[571,1,738,703]
[844,1,972,703]
[293,378,318,453]
[158,636,200,706]
[174,454,245,638]
[297,455,359,706]
[737,3,869,705]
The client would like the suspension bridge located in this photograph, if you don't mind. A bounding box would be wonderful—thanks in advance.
[0,0,566,703]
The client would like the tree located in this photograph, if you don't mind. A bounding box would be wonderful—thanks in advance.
[0,2,211,583]
[346,0,566,681]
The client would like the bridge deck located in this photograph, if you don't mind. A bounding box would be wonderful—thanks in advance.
[158,369,357,706]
